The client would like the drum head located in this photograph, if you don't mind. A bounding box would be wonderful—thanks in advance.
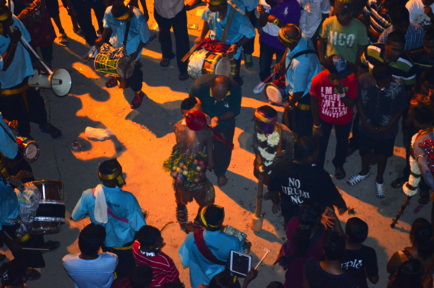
[264,84,283,104]
[116,56,135,79]
[23,141,40,163]
[215,57,231,77]
[187,49,209,79]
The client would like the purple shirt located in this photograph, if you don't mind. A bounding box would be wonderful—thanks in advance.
[260,0,301,51]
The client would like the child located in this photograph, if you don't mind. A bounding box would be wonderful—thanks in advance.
[132,225,180,287]
[341,217,379,288]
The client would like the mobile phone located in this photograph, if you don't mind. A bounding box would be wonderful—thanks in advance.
[229,250,251,277]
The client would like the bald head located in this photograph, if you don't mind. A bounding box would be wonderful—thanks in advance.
[211,76,231,101]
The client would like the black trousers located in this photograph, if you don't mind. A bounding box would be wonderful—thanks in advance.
[71,0,105,46]
[242,10,256,55]
[0,84,48,137]
[126,63,143,93]
[154,7,190,74]
[213,118,236,177]
[259,41,285,82]
[102,241,135,279]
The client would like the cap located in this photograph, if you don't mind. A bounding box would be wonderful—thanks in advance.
[326,54,353,77]
[334,0,353,14]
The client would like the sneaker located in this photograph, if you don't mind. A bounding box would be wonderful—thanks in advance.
[87,45,98,59]
[375,182,386,198]
[347,173,370,186]
[130,91,145,109]
[244,53,253,69]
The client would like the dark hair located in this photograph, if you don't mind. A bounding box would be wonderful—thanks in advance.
[208,270,241,288]
[323,231,346,261]
[111,1,127,18]
[294,136,318,161]
[389,259,424,288]
[345,217,369,244]
[78,223,106,255]
[390,6,409,24]
[292,203,323,255]
[386,31,406,46]
[410,218,434,260]
[372,62,392,82]
[181,97,198,111]
[99,159,121,176]
[129,265,153,288]
[267,281,284,288]
[204,205,225,231]
[412,104,434,126]
[256,105,278,119]
[424,29,434,42]
[136,225,161,247]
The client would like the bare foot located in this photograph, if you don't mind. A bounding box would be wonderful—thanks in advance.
[218,175,228,187]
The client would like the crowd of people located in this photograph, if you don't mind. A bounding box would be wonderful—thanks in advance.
[2,0,434,286]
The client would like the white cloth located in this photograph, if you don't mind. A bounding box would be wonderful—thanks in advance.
[298,0,330,38]
[256,0,279,36]
[94,184,108,224]
[0,15,34,89]
[406,0,434,28]
[62,253,118,288]
[154,0,184,19]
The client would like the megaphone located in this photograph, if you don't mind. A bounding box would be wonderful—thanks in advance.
[28,69,72,97]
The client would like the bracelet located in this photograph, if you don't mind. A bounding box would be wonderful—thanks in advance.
[339,92,346,98]
[273,18,280,26]
[314,124,321,128]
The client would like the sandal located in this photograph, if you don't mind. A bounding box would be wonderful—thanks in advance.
[24,268,41,282]
[179,72,189,81]
[39,124,62,140]
[58,33,68,46]
[392,176,407,189]
[130,91,145,109]
[347,173,370,186]
[335,167,346,180]
[375,182,386,198]
[43,240,60,252]
[160,54,175,67]
[418,189,430,205]
[105,77,118,88]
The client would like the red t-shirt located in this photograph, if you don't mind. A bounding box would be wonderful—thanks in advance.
[310,70,358,125]
[132,241,179,287]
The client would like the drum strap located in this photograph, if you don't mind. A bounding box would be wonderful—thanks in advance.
[284,49,316,75]
[220,5,236,45]
[123,18,131,49]
[193,229,227,265]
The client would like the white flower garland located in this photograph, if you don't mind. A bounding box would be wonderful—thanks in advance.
[257,131,280,167]
[403,133,421,197]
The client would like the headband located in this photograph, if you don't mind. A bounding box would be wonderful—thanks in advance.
[278,25,301,44]
[207,0,226,5]
[98,168,122,181]
[0,11,10,22]
[200,206,225,228]
[115,9,131,21]
[254,110,277,124]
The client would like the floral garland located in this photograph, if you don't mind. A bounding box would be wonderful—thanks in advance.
[257,131,280,167]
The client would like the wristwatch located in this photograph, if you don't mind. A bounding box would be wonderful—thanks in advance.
[273,18,280,26]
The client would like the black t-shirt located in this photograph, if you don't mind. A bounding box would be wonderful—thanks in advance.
[268,159,345,217]
[305,258,359,288]
[341,246,379,288]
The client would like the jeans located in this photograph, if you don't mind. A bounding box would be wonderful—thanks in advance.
[71,0,105,46]
[317,119,352,169]
[213,118,236,177]
[154,7,190,74]
[259,42,285,82]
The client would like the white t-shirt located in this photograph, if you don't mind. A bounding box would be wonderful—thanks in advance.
[63,253,118,288]
[406,0,434,28]
[298,0,330,38]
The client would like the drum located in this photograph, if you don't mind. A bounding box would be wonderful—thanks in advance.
[16,137,40,163]
[223,225,251,253]
[188,49,236,79]
[31,180,65,234]
[264,83,285,106]
[94,43,135,79]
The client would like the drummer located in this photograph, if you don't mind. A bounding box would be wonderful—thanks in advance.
[194,0,256,86]
[95,2,151,109]
[273,24,322,137]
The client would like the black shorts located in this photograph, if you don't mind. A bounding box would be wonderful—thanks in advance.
[359,132,396,158]
[45,0,59,17]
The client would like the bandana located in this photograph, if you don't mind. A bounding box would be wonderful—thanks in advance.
[278,25,301,44]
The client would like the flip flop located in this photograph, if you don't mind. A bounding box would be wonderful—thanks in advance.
[335,168,346,180]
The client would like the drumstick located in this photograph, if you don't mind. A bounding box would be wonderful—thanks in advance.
[254,249,270,270]
[181,44,198,62]
[253,71,276,93]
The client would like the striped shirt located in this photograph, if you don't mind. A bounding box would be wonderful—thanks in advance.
[363,0,392,43]
[359,43,417,90]
[132,241,179,287]
[378,23,425,51]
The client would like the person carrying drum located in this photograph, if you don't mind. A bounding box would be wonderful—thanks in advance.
[95,1,151,109]
[0,5,62,139]
[71,159,147,279]
[194,0,256,86]
[273,24,321,138]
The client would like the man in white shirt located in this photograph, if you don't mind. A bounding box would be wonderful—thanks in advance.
[406,0,434,30]
[298,0,330,40]
[63,223,118,288]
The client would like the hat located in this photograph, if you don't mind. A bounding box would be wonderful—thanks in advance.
[334,0,353,14]
[326,55,353,77]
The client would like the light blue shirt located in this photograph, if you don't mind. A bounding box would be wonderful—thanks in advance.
[285,35,322,97]
[103,6,151,61]
[0,15,33,89]
[230,0,259,12]
[0,113,18,160]
[71,185,146,248]
[202,3,256,60]
[179,230,243,288]
[0,182,19,230]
